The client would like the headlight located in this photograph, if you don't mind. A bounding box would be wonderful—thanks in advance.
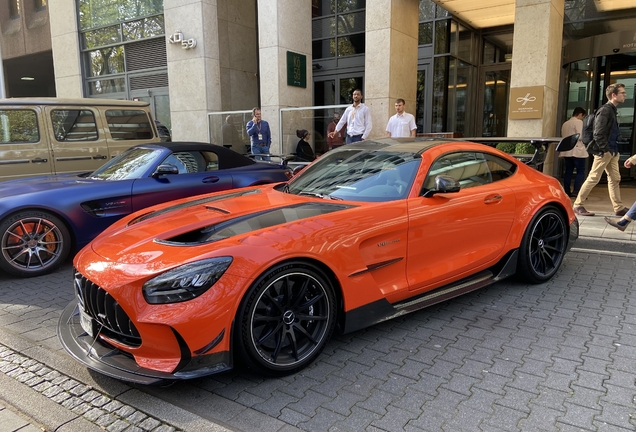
[142,257,233,304]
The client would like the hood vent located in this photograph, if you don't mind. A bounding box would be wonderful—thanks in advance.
[156,202,354,246]
[129,189,261,226]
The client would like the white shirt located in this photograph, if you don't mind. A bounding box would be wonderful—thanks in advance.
[335,103,372,139]
[386,112,416,138]
[560,116,587,158]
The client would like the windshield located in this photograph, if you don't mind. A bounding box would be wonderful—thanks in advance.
[287,149,420,202]
[89,147,163,180]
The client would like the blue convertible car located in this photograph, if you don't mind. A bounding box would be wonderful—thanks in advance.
[0,142,292,277]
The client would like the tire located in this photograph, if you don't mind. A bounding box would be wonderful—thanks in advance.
[235,262,337,376]
[517,206,567,284]
[0,211,71,278]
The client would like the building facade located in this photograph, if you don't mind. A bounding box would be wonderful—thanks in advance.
[2,0,636,176]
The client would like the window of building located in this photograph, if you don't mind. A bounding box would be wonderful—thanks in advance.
[312,0,366,59]
[0,110,39,143]
[35,0,46,11]
[51,110,98,142]
[9,0,20,18]
[105,110,153,140]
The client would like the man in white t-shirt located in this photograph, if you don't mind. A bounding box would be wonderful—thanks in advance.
[386,99,417,138]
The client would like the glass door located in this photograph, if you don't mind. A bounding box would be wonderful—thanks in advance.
[601,54,636,178]
[313,74,363,153]
[416,62,432,134]
[477,64,510,137]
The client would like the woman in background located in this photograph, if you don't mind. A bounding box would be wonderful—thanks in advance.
[295,129,316,162]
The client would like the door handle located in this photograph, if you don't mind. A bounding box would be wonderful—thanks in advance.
[92,155,107,160]
[484,194,502,204]
[203,176,220,183]
[31,158,48,163]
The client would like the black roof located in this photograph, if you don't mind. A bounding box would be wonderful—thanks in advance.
[146,141,257,170]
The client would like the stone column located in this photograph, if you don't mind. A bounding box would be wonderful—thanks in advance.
[365,0,420,140]
[508,0,564,175]
[257,0,312,154]
[49,0,83,97]
[508,0,564,137]
[165,0,259,142]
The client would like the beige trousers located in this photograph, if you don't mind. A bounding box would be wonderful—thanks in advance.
[573,152,623,212]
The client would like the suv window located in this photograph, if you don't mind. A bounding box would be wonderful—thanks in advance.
[424,151,516,191]
[0,109,39,143]
[106,110,153,140]
[51,109,98,141]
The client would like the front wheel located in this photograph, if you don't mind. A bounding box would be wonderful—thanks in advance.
[0,211,71,278]
[235,262,336,376]
[517,206,567,284]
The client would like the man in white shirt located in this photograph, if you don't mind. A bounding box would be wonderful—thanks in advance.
[328,89,372,144]
[386,99,416,138]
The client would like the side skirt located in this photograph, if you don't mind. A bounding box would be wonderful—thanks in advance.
[342,250,518,334]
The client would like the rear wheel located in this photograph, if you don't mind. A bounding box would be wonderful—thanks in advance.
[235,262,336,376]
[517,206,567,284]
[0,211,71,277]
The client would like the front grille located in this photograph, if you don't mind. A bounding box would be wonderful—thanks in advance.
[74,270,141,347]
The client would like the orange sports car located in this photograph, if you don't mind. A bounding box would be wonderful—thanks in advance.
[59,138,579,384]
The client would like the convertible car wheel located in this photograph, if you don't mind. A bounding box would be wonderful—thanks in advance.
[236,262,337,376]
[518,206,567,284]
[0,211,71,277]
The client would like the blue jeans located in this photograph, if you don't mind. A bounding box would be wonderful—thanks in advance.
[563,156,586,195]
[627,201,636,220]
[346,134,363,144]
[251,144,270,161]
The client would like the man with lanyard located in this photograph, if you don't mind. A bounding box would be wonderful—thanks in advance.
[328,89,372,144]
[246,107,271,160]
[573,83,629,217]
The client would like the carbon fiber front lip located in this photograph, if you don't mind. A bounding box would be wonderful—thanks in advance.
[57,300,231,385]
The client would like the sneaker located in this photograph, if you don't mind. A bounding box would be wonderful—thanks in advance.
[615,207,629,217]
[604,216,629,232]
[573,206,595,216]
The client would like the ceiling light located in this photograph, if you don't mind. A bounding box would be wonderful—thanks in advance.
[21,77,35,81]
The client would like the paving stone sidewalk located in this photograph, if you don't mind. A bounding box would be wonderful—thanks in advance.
[1,248,636,431]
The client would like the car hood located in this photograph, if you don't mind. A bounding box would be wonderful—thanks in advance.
[0,173,98,197]
[88,187,356,266]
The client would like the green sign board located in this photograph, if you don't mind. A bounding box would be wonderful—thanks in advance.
[286,51,306,88]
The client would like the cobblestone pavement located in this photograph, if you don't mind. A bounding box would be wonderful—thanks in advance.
[1,249,636,432]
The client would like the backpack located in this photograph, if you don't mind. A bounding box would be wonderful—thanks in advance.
[581,111,596,145]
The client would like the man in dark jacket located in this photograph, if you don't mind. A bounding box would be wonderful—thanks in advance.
[573,83,629,217]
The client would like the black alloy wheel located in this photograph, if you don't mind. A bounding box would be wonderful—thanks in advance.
[0,211,71,278]
[236,262,336,375]
[518,206,567,284]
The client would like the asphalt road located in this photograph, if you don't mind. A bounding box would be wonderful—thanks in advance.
[1,248,635,432]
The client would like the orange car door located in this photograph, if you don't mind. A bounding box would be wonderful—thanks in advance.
[406,151,516,292]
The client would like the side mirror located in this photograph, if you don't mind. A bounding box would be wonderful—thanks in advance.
[423,175,461,197]
[152,164,179,178]
[555,133,579,153]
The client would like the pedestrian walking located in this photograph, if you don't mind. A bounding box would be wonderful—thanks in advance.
[572,83,629,217]
[385,98,416,138]
[559,107,587,197]
[605,152,636,231]
[328,89,371,144]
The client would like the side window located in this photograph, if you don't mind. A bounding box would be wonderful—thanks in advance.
[162,151,206,174]
[424,152,515,192]
[201,151,219,171]
[51,109,98,141]
[105,110,153,140]
[0,110,39,143]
